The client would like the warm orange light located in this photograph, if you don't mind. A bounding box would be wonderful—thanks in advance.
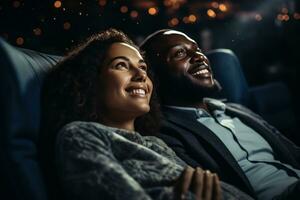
[182,16,189,23]
[63,22,71,30]
[54,1,62,8]
[219,4,227,12]
[277,14,284,21]
[130,10,138,18]
[211,2,219,9]
[33,28,42,36]
[255,14,262,21]
[98,0,106,6]
[283,14,289,21]
[188,14,197,23]
[148,7,157,15]
[164,0,172,7]
[120,6,128,13]
[281,7,288,14]
[294,13,300,20]
[168,17,179,27]
[13,1,21,8]
[16,37,24,45]
[207,9,216,18]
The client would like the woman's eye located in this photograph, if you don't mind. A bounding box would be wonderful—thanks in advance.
[139,65,148,72]
[115,62,128,70]
[174,49,186,58]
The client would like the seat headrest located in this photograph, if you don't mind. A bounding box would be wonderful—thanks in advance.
[206,49,249,105]
[0,37,62,200]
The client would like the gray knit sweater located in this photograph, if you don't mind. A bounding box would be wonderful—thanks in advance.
[55,121,253,200]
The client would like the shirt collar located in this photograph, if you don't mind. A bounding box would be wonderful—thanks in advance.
[163,98,226,119]
[163,105,210,118]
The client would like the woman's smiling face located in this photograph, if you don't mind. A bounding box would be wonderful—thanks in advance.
[98,42,153,121]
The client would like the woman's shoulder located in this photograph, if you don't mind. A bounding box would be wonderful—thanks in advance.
[60,121,111,133]
[56,121,115,145]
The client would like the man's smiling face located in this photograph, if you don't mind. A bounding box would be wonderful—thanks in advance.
[153,30,219,103]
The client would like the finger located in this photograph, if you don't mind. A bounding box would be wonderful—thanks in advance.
[174,166,195,200]
[191,167,204,200]
[203,170,214,200]
[212,174,222,200]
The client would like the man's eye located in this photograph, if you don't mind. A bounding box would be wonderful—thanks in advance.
[115,62,128,70]
[174,49,186,58]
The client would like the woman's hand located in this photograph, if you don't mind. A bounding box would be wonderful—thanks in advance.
[174,166,221,200]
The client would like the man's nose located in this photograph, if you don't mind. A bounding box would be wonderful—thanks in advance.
[131,67,147,82]
[191,51,206,63]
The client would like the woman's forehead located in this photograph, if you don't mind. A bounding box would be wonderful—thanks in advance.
[106,42,142,58]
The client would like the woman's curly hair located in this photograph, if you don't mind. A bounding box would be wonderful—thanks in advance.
[39,29,161,173]
[41,28,160,136]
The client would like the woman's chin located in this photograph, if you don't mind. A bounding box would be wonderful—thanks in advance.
[131,105,151,117]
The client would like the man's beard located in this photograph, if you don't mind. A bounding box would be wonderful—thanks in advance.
[158,73,222,104]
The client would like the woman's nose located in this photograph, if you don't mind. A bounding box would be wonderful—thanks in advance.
[131,68,147,82]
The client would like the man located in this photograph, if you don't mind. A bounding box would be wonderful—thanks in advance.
[140,29,300,200]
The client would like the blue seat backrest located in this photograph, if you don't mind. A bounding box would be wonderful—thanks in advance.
[249,82,297,137]
[206,49,250,105]
[206,48,297,140]
[0,37,62,200]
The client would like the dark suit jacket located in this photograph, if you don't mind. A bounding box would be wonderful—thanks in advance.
[158,102,300,199]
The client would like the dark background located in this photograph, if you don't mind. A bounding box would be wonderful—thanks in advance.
[1,0,299,118]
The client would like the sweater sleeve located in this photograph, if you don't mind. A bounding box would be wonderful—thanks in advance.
[55,122,152,200]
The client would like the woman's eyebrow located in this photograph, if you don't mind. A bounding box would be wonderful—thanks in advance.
[107,56,146,65]
[107,56,129,65]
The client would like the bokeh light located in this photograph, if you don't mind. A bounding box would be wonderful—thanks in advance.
[130,10,138,18]
[63,22,71,30]
[207,9,216,18]
[211,2,219,9]
[148,7,158,15]
[33,28,42,36]
[98,0,107,6]
[120,6,128,13]
[182,16,189,23]
[16,37,24,45]
[219,4,227,12]
[54,1,62,9]
[12,1,21,8]
[281,8,288,14]
[188,14,197,23]
[168,17,179,27]
[255,14,262,21]
[294,13,300,20]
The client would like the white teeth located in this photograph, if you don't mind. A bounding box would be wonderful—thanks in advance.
[130,89,146,95]
[192,68,209,76]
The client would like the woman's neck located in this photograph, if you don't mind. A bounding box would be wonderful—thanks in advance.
[100,117,135,132]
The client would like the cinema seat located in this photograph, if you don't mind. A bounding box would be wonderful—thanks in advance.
[0,37,62,200]
[207,49,297,141]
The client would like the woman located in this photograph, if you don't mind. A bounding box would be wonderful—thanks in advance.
[39,29,251,200]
